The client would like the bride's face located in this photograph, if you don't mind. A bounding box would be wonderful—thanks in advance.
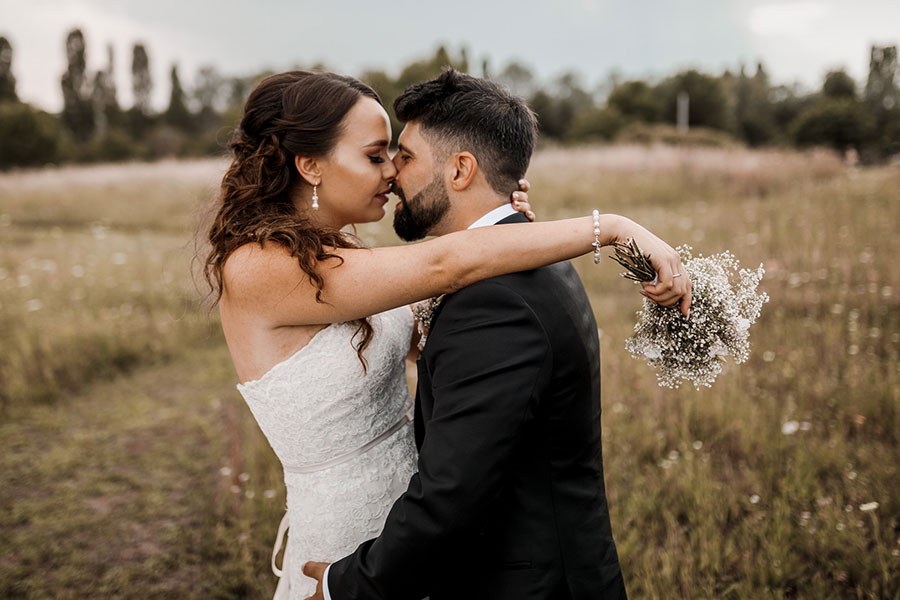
[313,97,397,228]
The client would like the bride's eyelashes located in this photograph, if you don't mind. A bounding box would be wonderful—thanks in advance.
[369,155,386,164]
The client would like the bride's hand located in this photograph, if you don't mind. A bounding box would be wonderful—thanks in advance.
[619,219,692,318]
[510,178,536,222]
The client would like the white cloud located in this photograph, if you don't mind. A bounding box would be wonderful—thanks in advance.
[745,1,900,87]
[748,2,830,36]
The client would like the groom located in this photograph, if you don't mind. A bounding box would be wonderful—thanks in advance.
[304,69,627,600]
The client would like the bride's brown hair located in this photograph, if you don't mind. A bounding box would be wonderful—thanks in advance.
[205,71,380,368]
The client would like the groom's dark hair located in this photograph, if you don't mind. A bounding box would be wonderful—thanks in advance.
[394,68,538,196]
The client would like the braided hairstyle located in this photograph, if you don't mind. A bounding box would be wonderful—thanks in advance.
[205,71,381,368]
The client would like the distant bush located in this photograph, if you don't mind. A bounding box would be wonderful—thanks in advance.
[146,126,189,159]
[0,102,63,167]
[567,107,628,142]
[791,99,874,150]
[657,70,729,131]
[607,80,664,122]
[86,127,139,162]
[615,122,739,147]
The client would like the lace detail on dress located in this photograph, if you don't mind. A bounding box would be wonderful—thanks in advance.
[236,306,418,599]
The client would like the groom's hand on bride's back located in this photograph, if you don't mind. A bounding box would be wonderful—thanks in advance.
[301,561,329,600]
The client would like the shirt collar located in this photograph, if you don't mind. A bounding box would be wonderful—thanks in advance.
[466,203,519,229]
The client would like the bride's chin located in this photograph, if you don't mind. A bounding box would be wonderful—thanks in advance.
[368,206,388,222]
[350,208,386,225]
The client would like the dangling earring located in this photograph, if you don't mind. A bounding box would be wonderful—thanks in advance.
[312,183,319,211]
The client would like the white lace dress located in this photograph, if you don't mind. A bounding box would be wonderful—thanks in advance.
[236,306,418,599]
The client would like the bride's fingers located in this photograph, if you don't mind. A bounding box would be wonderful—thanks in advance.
[641,263,676,296]
[510,190,527,208]
[641,268,690,306]
[680,282,693,318]
[511,191,536,221]
[642,289,680,306]
[518,178,530,192]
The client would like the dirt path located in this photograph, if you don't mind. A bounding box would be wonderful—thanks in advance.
[0,345,282,599]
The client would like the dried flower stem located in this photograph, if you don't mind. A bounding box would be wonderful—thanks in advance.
[609,237,657,282]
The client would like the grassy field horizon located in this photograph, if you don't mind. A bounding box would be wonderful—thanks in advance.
[1,144,898,598]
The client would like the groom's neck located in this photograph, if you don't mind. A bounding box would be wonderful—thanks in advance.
[433,190,508,236]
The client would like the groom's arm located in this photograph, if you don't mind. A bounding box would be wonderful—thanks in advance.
[326,279,552,600]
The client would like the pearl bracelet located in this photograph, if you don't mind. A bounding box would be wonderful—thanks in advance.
[591,209,602,264]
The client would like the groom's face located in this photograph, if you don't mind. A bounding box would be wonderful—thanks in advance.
[391,123,451,241]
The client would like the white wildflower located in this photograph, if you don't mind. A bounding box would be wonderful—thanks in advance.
[782,420,800,435]
[859,502,879,512]
[642,345,661,360]
[219,467,232,477]
[623,246,769,389]
[749,494,760,504]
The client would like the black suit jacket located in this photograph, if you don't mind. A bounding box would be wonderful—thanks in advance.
[328,213,624,599]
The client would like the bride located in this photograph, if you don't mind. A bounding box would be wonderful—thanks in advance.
[204,70,688,599]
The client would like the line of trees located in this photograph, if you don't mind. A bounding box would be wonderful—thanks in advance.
[0,30,899,169]
[0,29,248,167]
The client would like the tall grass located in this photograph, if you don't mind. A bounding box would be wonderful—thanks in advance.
[1,147,898,598]
[0,159,224,406]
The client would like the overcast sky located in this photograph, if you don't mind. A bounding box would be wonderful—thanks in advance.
[3,0,899,112]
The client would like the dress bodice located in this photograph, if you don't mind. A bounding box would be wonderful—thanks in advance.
[236,306,418,599]
[237,306,414,469]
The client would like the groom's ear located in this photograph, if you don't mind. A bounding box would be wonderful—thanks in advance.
[448,151,478,192]
[294,155,322,186]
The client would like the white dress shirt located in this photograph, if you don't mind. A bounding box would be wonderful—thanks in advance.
[466,202,518,229]
[321,201,518,600]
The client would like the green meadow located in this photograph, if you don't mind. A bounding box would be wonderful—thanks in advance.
[1,146,897,598]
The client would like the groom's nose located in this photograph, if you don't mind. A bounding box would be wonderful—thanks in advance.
[383,156,398,180]
[391,152,404,172]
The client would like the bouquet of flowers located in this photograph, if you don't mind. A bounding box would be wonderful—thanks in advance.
[610,239,769,389]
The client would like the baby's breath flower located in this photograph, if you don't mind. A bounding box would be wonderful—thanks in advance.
[621,245,769,389]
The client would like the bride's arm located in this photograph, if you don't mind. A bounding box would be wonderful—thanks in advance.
[223,214,689,326]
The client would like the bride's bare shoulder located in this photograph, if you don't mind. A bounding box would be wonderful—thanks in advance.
[223,241,309,300]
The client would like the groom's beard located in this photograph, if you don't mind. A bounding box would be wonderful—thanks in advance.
[392,175,451,241]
